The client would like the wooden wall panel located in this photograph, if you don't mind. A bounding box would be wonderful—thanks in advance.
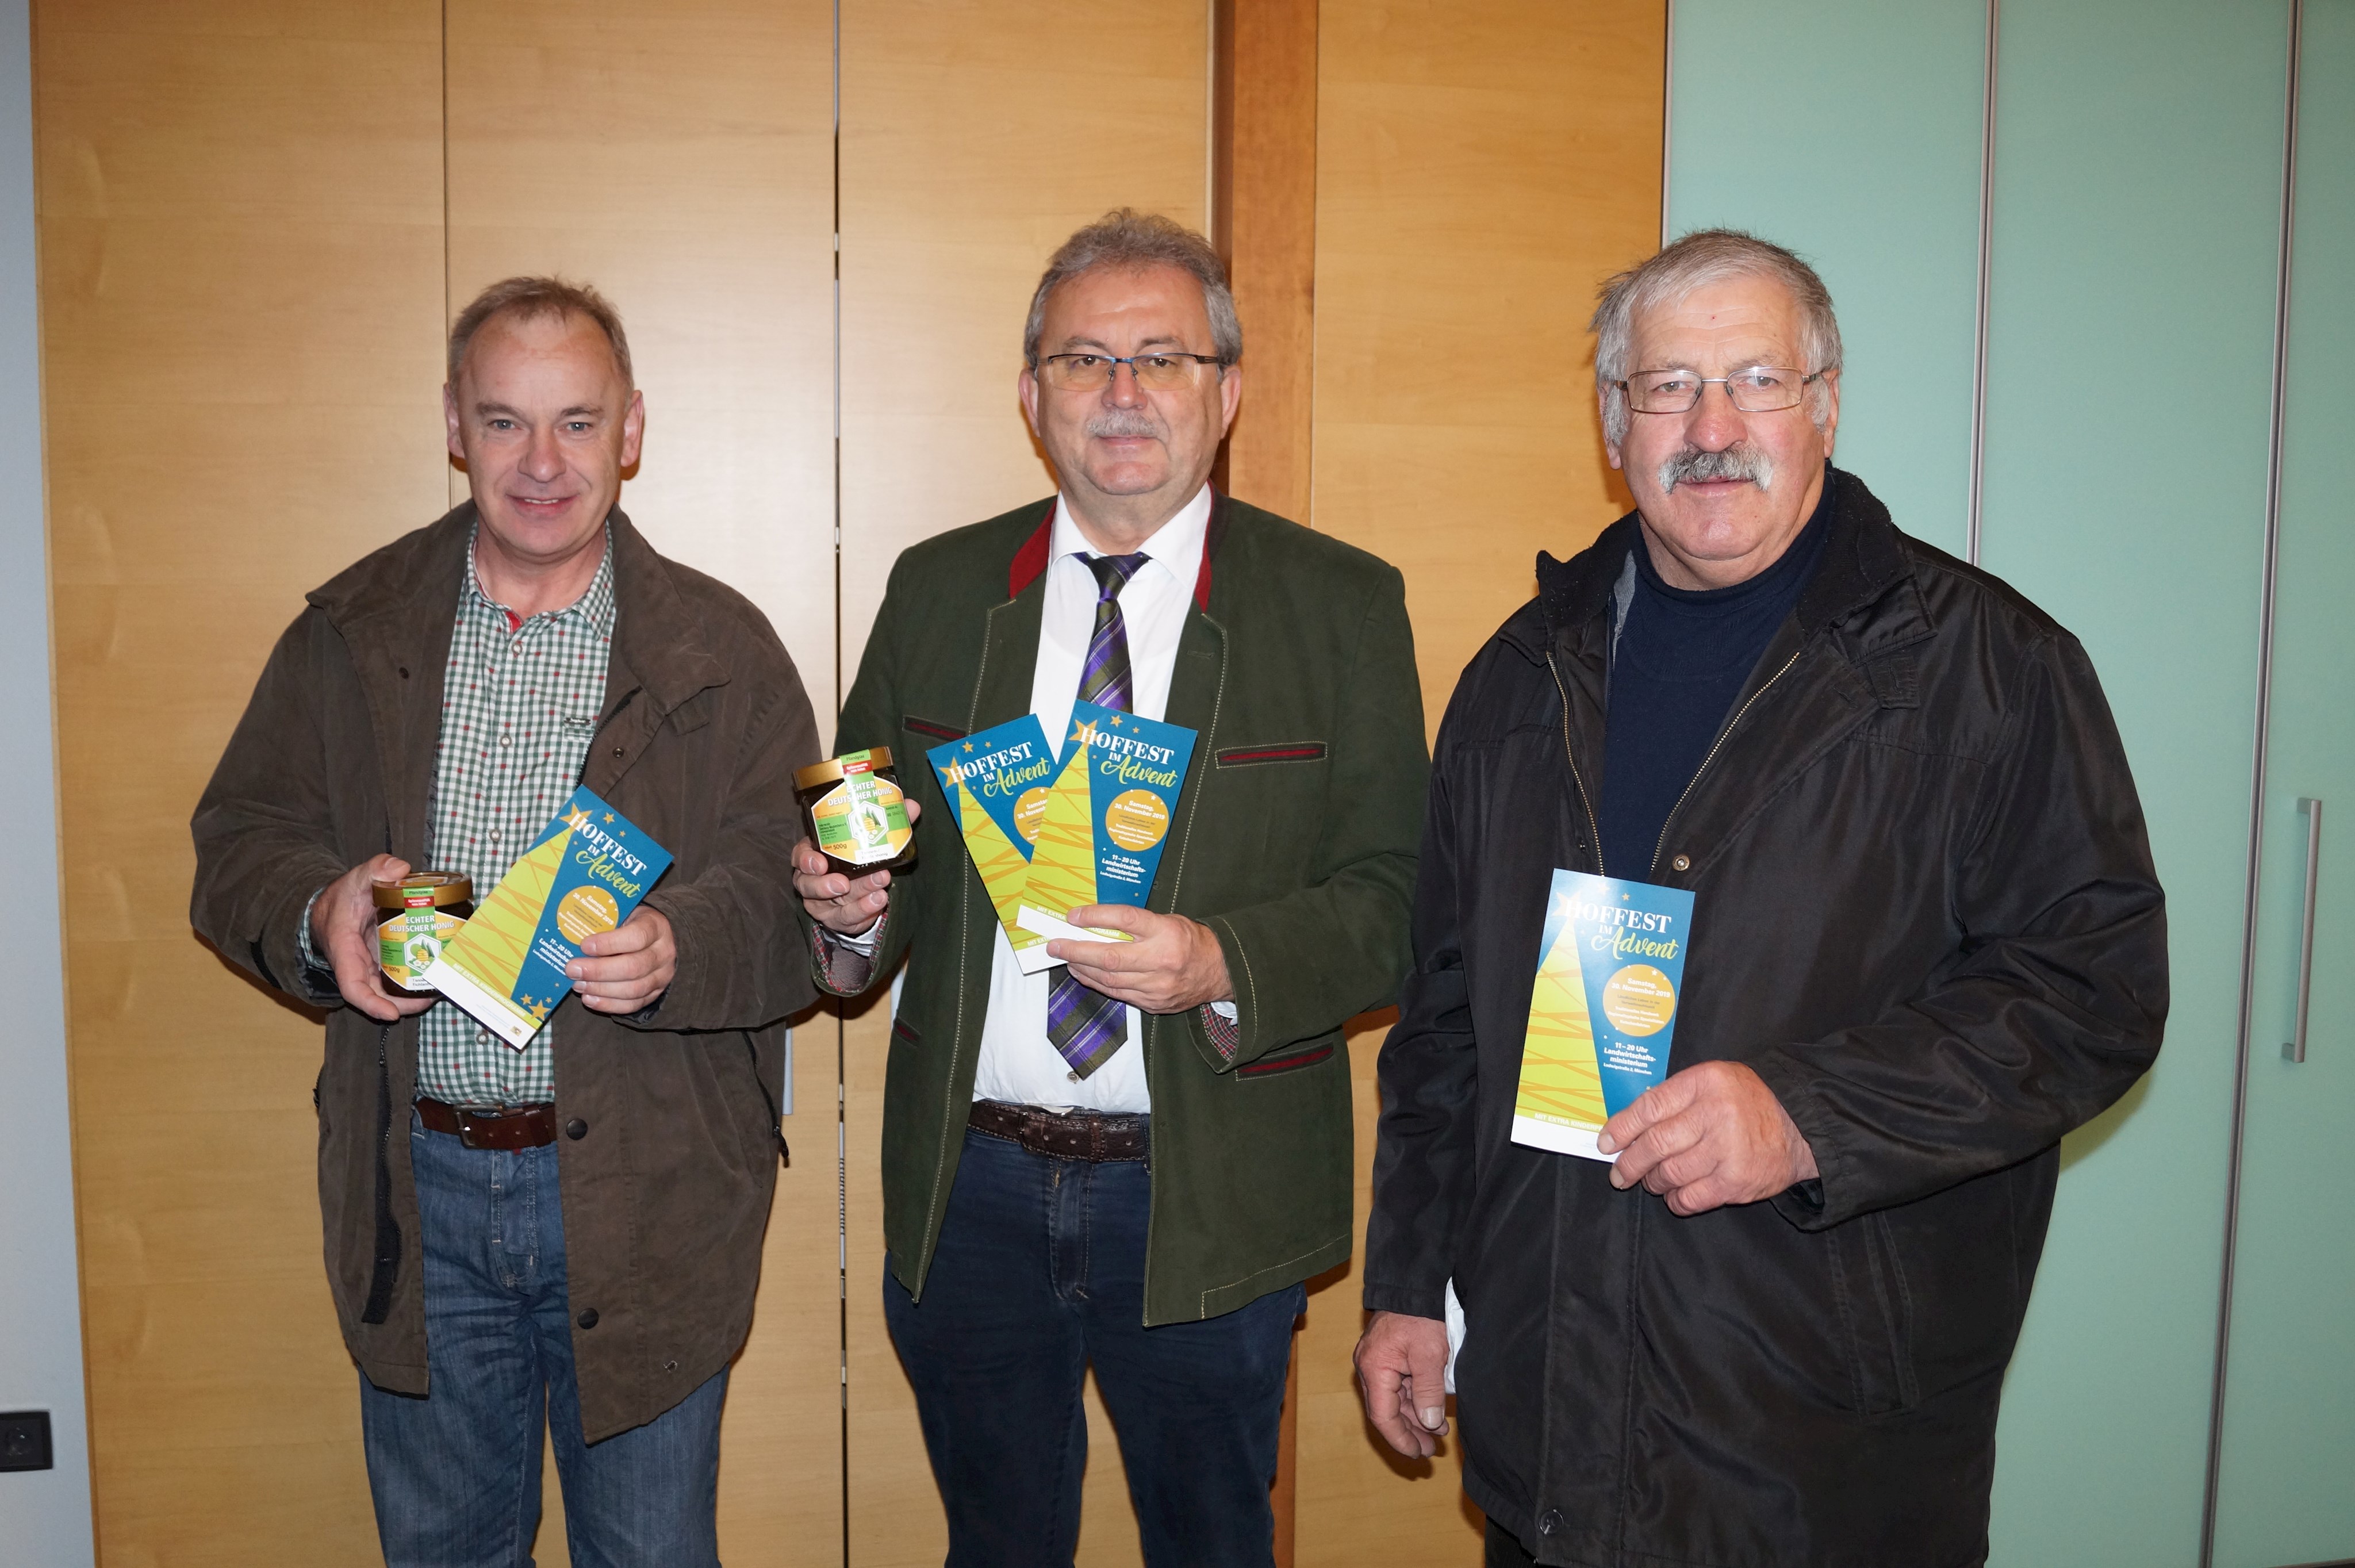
[36,2,447,1559]
[441,3,841,1559]
[1310,0,1664,741]
[1297,3,1666,1562]
[837,4,1210,1561]
[446,0,839,724]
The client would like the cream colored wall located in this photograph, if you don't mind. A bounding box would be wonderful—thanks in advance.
[39,2,447,1558]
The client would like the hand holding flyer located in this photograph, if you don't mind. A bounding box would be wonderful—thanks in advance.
[426,787,674,1048]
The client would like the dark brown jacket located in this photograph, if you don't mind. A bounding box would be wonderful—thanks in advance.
[191,506,819,1442]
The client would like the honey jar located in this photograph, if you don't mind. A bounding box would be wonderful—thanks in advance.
[796,749,917,877]
[374,872,474,994]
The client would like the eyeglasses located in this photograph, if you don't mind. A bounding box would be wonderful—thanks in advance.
[1035,352,1227,391]
[1620,366,1824,415]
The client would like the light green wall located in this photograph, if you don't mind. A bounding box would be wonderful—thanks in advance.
[1669,3,2295,1564]
[2210,4,2355,1562]
[1667,0,1985,557]
[1976,3,2284,1562]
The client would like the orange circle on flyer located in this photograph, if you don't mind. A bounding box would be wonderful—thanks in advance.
[1103,789,1169,852]
[1601,964,1677,1036]
[556,885,622,944]
[1013,786,1050,845]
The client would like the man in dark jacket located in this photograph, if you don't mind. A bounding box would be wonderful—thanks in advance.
[794,212,1426,1566]
[191,278,818,1565]
[1356,230,2166,1568]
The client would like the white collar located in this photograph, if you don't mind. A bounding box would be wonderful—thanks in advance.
[1049,482,1214,573]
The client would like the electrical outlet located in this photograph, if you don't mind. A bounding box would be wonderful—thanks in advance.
[0,1411,52,1471]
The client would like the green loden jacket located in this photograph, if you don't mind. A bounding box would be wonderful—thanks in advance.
[822,493,1428,1324]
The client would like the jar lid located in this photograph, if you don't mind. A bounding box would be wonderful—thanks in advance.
[372,872,474,910]
[795,747,895,791]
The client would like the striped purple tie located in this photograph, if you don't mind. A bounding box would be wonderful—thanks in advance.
[1047,552,1147,1078]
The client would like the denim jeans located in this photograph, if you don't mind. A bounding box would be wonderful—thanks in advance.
[359,1110,727,1567]
[884,1124,1305,1568]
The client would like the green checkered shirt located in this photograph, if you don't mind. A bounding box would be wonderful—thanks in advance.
[413,531,616,1106]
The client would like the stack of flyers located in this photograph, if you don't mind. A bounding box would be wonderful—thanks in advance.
[1012,701,1198,972]
[1511,869,1694,1162]
[925,715,1058,960]
[425,787,674,1048]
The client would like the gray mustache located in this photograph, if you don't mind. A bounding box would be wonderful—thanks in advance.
[1658,443,1775,492]
[1085,413,1164,439]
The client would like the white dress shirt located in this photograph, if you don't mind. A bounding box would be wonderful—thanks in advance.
[968,483,1214,1114]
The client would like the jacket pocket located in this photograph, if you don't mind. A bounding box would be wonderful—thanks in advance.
[1827,1212,1919,1414]
[1214,741,1327,768]
[1237,1041,1335,1079]
[903,716,965,743]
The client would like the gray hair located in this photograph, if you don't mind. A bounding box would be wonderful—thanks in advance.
[1022,209,1242,369]
[1590,229,1842,446]
[448,275,634,389]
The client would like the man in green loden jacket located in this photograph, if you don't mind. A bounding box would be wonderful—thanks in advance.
[794,210,1427,1566]
[192,278,819,1565]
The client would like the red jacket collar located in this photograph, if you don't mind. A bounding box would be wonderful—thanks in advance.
[1008,492,1225,611]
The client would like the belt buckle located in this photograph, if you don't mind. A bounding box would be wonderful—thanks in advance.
[454,1105,523,1149]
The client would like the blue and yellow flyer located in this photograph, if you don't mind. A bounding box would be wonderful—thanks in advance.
[927,716,1058,956]
[426,787,674,1048]
[1511,869,1694,1161]
[1014,700,1198,973]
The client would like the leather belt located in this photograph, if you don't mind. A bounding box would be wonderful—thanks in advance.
[968,1099,1148,1162]
[416,1097,559,1151]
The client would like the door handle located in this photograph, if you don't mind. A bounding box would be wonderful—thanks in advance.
[2285,796,2322,1063]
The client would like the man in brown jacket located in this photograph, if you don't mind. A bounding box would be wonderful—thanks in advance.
[190,278,819,1566]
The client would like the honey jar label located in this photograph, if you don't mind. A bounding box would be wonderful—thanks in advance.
[427,786,674,1051]
[927,716,1058,950]
[379,908,466,990]
[1013,700,1197,973]
[810,756,914,869]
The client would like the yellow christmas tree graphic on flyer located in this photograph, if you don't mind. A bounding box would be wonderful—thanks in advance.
[1514,933,1610,1135]
[926,716,1057,961]
[1013,726,1123,973]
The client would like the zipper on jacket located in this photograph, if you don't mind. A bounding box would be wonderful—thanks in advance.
[1545,651,1606,876]
[1648,646,1805,878]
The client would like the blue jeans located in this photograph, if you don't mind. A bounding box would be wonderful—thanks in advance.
[359,1111,727,1567]
[884,1124,1305,1568]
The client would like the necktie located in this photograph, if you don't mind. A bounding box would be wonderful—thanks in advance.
[1047,552,1148,1078]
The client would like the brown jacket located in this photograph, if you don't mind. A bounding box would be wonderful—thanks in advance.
[190,505,819,1441]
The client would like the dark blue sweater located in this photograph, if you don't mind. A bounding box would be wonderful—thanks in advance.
[1597,496,1830,880]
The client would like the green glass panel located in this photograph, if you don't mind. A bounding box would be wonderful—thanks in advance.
[1980,3,2287,1565]
[1666,0,1984,556]
[2211,4,2355,1563]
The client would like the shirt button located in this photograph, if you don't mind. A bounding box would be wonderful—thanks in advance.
[1067,1071,1080,1083]
[500,735,513,749]
[476,1032,490,1044]
[1670,853,1692,872]
[1539,1509,1563,1536]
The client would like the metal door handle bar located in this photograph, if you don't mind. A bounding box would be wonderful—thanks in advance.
[2286,796,2322,1063]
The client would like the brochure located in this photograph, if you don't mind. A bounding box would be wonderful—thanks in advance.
[1510,869,1694,1161]
[926,716,1058,957]
[1013,700,1198,974]
[425,787,674,1049]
